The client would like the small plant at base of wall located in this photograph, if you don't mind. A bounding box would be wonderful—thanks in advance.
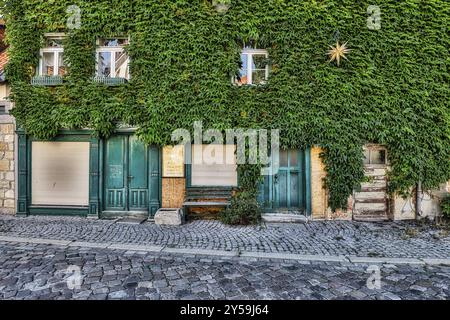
[440,195,450,220]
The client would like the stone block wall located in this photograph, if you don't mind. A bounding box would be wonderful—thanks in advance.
[310,147,327,219]
[0,122,15,214]
[310,146,352,220]
[0,81,15,215]
[162,178,186,208]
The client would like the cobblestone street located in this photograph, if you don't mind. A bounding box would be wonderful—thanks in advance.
[0,216,449,258]
[0,241,449,300]
[0,216,449,300]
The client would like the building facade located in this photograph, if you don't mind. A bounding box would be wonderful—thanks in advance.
[1,3,448,222]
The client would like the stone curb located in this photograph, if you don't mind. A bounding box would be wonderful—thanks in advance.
[348,256,425,265]
[0,235,449,266]
[238,251,348,263]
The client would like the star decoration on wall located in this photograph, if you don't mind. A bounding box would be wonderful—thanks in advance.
[327,41,351,66]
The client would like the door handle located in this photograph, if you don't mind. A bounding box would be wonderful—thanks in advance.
[274,174,278,183]
[127,175,134,180]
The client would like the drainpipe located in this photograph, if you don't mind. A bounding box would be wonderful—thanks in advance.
[415,181,422,219]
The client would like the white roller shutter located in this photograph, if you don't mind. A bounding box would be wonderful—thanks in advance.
[31,141,90,206]
[191,144,238,186]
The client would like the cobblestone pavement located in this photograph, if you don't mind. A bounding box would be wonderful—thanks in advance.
[0,241,448,300]
[0,216,449,259]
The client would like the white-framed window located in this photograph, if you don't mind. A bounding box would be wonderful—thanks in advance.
[235,48,269,86]
[96,38,130,79]
[39,34,66,77]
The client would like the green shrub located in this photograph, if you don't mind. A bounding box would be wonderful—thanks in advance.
[220,193,262,225]
[441,195,450,219]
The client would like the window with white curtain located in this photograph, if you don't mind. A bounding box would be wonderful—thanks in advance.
[96,38,130,79]
[39,35,66,76]
[235,47,269,86]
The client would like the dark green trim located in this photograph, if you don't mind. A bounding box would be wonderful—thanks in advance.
[31,75,63,86]
[89,137,101,217]
[17,130,93,216]
[92,76,128,86]
[305,148,312,216]
[148,145,161,217]
[28,206,88,216]
[185,144,192,188]
[17,131,29,215]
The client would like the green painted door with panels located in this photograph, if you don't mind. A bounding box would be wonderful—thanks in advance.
[104,135,152,213]
[259,149,307,214]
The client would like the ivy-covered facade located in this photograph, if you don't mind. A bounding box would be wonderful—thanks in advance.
[1,1,449,221]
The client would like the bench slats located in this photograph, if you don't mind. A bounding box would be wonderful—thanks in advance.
[183,201,230,207]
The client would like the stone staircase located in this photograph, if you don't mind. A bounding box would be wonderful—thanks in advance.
[353,166,389,221]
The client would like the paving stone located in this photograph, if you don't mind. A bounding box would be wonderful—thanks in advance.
[0,216,449,300]
[0,216,448,259]
[108,290,128,299]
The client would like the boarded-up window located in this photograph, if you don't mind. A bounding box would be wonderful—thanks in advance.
[32,142,90,206]
[191,145,238,186]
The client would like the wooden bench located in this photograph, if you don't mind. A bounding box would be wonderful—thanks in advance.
[183,187,233,214]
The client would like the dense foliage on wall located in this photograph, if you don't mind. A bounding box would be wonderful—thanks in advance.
[1,0,449,211]
[441,195,450,219]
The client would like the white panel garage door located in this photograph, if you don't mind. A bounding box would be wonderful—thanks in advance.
[191,144,238,187]
[32,141,90,206]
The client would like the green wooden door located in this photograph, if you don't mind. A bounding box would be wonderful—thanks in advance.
[104,135,154,214]
[259,149,306,213]
[128,135,149,211]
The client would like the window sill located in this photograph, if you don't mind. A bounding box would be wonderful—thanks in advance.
[92,76,128,86]
[31,76,64,86]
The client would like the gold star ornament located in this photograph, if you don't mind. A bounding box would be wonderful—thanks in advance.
[327,41,351,66]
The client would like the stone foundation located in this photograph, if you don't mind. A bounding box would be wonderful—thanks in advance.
[310,146,352,220]
[162,178,185,208]
[0,122,14,215]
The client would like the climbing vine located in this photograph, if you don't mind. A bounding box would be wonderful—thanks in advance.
[1,0,449,211]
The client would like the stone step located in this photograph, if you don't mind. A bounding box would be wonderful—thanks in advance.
[354,191,386,200]
[354,198,386,204]
[361,180,387,188]
[353,202,387,213]
[360,186,387,192]
[353,215,389,222]
[363,168,387,176]
[262,214,308,224]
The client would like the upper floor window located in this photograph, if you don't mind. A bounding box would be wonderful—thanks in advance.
[363,145,388,166]
[235,47,269,86]
[96,38,129,79]
[39,35,66,77]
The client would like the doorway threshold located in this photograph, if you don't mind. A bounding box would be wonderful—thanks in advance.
[116,217,148,225]
[262,213,308,224]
